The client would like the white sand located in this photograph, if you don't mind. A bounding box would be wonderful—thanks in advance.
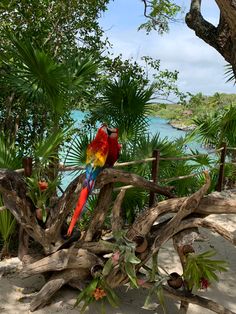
[0,214,236,314]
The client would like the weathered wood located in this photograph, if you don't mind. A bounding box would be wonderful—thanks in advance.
[170,217,236,246]
[173,232,194,314]
[137,279,236,313]
[163,285,236,314]
[96,168,175,198]
[111,188,126,233]
[153,189,236,217]
[76,240,116,254]
[18,227,29,261]
[84,183,113,241]
[45,172,86,241]
[216,142,227,192]
[126,188,236,242]
[30,268,88,311]
[151,171,210,255]
[149,149,160,207]
[22,248,103,276]
[22,253,45,267]
[0,170,47,247]
[22,157,33,177]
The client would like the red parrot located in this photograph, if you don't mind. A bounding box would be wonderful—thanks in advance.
[67,125,109,236]
[106,127,122,167]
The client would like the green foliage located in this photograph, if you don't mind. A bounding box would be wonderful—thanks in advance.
[103,233,141,289]
[138,0,181,34]
[0,207,16,243]
[224,63,236,84]
[0,0,110,60]
[0,34,99,155]
[64,130,94,168]
[183,250,228,291]
[0,132,19,256]
[0,132,21,170]
[0,199,16,257]
[26,175,59,223]
[75,269,119,313]
[190,106,236,148]
[142,278,167,312]
[87,72,155,141]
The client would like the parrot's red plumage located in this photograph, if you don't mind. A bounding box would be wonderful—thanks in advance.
[67,125,109,236]
[106,128,122,167]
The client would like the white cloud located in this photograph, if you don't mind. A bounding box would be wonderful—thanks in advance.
[100,1,235,97]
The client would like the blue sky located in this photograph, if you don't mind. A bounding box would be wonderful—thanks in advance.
[99,0,235,99]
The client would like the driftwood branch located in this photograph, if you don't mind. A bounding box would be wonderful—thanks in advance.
[22,248,103,276]
[84,183,113,241]
[96,168,175,198]
[1,167,236,313]
[163,285,236,314]
[30,268,88,311]
[138,279,235,314]
[170,217,236,246]
[111,189,126,233]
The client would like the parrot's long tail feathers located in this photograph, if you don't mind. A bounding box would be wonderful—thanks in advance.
[67,186,90,236]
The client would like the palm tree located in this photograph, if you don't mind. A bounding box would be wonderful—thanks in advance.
[189,105,236,187]
[190,106,236,149]
[1,34,99,154]
[87,72,156,143]
[0,132,21,257]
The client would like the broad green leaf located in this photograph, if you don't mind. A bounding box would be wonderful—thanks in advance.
[102,258,114,277]
[156,286,166,314]
[125,263,138,288]
[125,252,141,264]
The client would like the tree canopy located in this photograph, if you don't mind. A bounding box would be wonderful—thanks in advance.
[140,0,236,78]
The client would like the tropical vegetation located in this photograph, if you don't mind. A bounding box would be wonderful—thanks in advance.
[0,1,235,314]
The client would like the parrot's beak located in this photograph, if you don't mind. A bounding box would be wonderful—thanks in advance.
[107,127,117,135]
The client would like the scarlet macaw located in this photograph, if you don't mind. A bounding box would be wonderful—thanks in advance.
[67,125,109,236]
[106,127,122,167]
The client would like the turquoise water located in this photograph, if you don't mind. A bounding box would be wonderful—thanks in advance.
[71,110,186,141]
[148,116,185,140]
[71,110,206,152]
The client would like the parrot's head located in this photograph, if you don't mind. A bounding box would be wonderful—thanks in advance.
[107,127,118,138]
[98,124,108,134]
[93,124,108,142]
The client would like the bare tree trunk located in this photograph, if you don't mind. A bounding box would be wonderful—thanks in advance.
[186,0,236,74]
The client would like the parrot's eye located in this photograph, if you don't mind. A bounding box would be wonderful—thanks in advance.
[107,127,117,135]
[107,128,112,136]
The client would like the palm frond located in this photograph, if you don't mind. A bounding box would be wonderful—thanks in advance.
[88,72,155,142]
[69,54,99,88]
[34,127,70,164]
[224,63,236,84]
[0,132,21,170]
[2,35,69,115]
[64,130,94,167]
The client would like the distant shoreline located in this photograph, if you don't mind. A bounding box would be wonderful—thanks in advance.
[168,120,195,132]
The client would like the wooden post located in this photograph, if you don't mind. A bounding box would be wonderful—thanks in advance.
[216,143,227,192]
[18,157,33,260]
[22,157,33,177]
[149,149,160,207]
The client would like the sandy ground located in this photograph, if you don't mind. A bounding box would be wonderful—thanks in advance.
[0,214,236,314]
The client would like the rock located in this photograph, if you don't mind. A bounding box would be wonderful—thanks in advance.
[168,121,195,131]
[0,257,22,277]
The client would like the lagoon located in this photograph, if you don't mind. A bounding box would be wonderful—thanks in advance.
[72,110,186,141]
